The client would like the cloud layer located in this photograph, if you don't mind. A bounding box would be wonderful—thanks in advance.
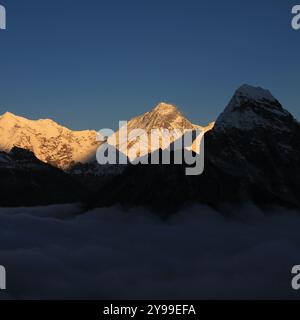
[0,203,299,299]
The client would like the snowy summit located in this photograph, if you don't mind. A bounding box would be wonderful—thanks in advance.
[214,84,292,131]
[234,84,276,103]
[0,112,99,169]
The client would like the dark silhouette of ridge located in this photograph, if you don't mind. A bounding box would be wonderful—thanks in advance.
[0,147,87,206]
[85,85,300,215]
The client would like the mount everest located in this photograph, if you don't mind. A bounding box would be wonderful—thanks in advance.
[0,84,299,213]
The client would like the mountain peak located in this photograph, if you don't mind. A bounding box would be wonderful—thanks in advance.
[153,102,178,114]
[214,84,292,131]
[108,102,201,160]
[140,102,194,131]
[0,111,98,169]
[1,111,18,119]
[235,84,276,102]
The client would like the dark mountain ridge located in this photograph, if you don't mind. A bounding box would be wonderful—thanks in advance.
[87,85,300,214]
[0,147,86,206]
[1,84,299,213]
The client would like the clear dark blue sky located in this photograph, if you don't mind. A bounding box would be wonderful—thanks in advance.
[0,0,299,130]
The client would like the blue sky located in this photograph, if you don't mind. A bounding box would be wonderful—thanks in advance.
[0,0,299,130]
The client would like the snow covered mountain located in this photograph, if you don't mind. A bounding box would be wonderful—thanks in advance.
[69,103,213,179]
[89,85,300,213]
[0,112,99,169]
[0,85,299,212]
[0,106,212,175]
[204,84,300,207]
[107,102,214,160]
[214,84,293,131]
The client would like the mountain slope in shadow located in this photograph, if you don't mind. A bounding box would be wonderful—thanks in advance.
[0,147,87,206]
[87,85,300,215]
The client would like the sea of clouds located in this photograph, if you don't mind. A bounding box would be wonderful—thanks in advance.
[0,203,299,299]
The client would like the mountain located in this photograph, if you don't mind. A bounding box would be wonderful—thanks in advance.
[88,85,300,214]
[0,107,211,175]
[107,102,213,159]
[0,112,99,169]
[70,102,213,179]
[203,84,300,208]
[0,147,86,206]
[214,84,292,131]
[124,102,196,131]
[3,86,298,212]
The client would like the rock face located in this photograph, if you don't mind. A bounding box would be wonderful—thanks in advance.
[201,84,300,208]
[0,147,86,206]
[88,85,300,214]
[0,112,99,169]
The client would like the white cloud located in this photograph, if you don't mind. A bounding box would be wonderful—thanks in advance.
[0,203,299,299]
